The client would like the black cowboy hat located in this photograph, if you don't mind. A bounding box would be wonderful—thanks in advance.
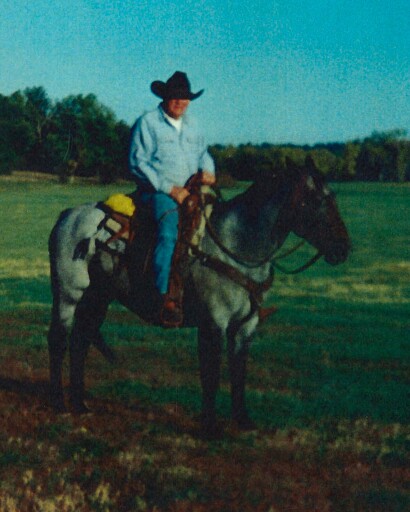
[150,71,204,100]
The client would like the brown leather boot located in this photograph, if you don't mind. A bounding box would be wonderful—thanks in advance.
[160,295,183,328]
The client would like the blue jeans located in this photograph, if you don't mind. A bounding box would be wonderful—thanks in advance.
[140,192,179,294]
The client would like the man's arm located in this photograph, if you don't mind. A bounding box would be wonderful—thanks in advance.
[198,136,215,185]
[129,116,177,193]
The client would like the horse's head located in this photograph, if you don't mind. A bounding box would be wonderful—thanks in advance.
[285,156,351,265]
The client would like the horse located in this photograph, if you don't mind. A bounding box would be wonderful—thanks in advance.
[47,156,350,436]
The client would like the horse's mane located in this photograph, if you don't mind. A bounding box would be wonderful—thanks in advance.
[214,169,292,218]
[214,154,333,217]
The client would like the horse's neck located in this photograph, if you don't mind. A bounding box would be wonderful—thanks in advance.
[211,181,291,261]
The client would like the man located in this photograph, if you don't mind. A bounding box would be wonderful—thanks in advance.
[129,71,215,325]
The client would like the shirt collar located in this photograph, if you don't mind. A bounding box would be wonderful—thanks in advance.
[159,105,184,131]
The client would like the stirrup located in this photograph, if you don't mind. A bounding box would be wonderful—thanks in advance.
[258,305,278,322]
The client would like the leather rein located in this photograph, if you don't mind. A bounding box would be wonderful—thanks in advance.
[186,185,323,316]
[193,184,322,271]
[202,210,322,275]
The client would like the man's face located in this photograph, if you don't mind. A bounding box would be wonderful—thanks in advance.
[163,98,190,119]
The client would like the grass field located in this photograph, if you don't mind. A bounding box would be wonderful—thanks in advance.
[0,175,409,511]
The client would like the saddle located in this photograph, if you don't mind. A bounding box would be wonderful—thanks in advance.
[97,185,216,327]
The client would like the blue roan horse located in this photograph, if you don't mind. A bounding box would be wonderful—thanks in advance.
[48,157,350,436]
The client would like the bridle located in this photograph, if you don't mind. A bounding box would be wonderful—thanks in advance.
[184,179,324,326]
[272,249,322,274]
[196,175,327,275]
[203,208,322,274]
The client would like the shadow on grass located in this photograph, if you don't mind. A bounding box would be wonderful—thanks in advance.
[0,376,50,404]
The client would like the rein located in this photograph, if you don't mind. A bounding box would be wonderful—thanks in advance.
[271,251,322,274]
[203,212,276,269]
[188,243,274,324]
[183,186,323,319]
[189,244,273,304]
[197,190,323,275]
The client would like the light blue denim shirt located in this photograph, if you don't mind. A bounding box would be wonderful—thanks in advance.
[129,105,215,194]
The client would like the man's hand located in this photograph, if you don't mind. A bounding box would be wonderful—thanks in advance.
[201,171,216,186]
[170,186,190,205]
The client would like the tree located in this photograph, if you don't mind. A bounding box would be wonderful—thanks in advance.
[356,130,409,182]
[23,86,53,170]
[308,149,341,179]
[23,86,52,142]
[340,143,360,181]
[50,94,128,181]
[356,143,387,181]
[0,92,35,173]
[368,129,407,144]
[224,145,277,180]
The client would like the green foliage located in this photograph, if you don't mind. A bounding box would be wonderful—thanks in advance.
[0,92,35,173]
[210,144,307,182]
[50,94,128,181]
[0,88,129,181]
[356,130,410,182]
[341,142,361,180]
[1,86,410,183]
[309,147,342,177]
[210,132,410,184]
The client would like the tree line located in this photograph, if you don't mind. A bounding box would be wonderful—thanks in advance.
[0,87,129,183]
[211,128,410,184]
[1,87,409,183]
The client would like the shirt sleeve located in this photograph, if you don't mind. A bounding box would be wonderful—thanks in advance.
[199,147,215,174]
[129,116,161,191]
[198,134,215,174]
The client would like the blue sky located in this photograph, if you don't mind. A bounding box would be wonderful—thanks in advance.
[1,0,409,145]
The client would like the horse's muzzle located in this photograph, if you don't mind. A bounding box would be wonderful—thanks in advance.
[324,240,351,265]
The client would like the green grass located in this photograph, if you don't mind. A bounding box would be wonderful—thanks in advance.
[0,177,409,511]
[0,179,408,426]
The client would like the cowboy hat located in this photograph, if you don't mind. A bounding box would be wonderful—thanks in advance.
[150,71,204,100]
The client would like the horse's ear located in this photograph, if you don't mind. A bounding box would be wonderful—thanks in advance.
[285,157,305,181]
[285,157,299,173]
[305,154,317,173]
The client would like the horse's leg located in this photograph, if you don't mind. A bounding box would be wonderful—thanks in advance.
[198,324,223,437]
[48,299,77,412]
[227,320,258,430]
[69,286,110,413]
[69,330,90,413]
